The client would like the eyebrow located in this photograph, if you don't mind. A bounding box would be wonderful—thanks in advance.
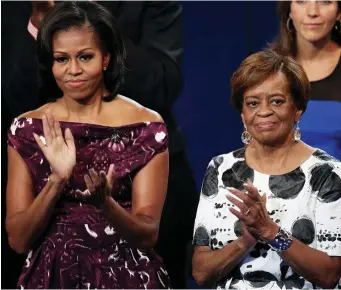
[53,48,93,54]
[245,92,286,99]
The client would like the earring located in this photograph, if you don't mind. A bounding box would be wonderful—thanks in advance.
[103,67,107,71]
[286,17,293,33]
[241,124,252,145]
[294,120,301,142]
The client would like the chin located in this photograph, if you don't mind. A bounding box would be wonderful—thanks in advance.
[65,90,97,101]
[254,133,284,146]
[302,32,330,43]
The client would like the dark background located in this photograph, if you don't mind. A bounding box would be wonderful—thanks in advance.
[1,1,278,288]
[175,1,278,189]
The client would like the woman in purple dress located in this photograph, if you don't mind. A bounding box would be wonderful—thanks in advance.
[6,2,171,288]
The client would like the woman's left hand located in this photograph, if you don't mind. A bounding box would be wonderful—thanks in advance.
[76,164,115,208]
[227,180,279,241]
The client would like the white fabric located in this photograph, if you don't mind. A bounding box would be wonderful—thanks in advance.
[193,148,341,289]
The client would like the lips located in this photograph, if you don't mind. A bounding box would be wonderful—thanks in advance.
[304,23,322,28]
[255,122,276,129]
[66,80,88,88]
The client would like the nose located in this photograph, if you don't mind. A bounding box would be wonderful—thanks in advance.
[257,101,273,117]
[68,59,82,75]
[306,1,319,18]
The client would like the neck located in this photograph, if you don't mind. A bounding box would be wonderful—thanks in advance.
[61,88,108,122]
[295,35,338,62]
[248,134,297,170]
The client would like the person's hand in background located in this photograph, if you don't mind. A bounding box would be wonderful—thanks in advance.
[31,1,54,28]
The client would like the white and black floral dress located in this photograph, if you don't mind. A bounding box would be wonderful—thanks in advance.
[193,148,341,289]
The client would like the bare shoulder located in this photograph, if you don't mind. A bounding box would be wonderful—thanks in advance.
[17,104,53,119]
[112,95,164,124]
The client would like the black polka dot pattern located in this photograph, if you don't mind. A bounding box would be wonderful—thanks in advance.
[283,273,305,289]
[280,261,289,280]
[317,230,341,243]
[234,220,242,237]
[291,217,315,245]
[269,167,305,199]
[193,148,341,289]
[310,163,341,203]
[213,155,224,167]
[193,225,210,246]
[243,271,278,287]
[313,149,339,162]
[233,148,246,159]
[249,243,270,259]
[201,160,221,198]
[222,160,254,190]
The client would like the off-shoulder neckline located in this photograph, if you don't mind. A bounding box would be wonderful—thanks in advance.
[15,117,165,129]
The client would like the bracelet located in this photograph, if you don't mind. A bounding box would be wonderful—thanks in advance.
[265,227,293,252]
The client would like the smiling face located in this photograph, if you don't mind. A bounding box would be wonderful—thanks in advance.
[241,72,302,146]
[52,25,110,101]
[290,0,341,44]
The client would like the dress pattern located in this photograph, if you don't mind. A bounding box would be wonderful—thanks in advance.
[8,117,170,289]
[193,148,341,289]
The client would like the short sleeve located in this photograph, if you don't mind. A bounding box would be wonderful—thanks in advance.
[315,163,341,257]
[7,118,39,163]
[7,118,48,194]
[142,122,168,156]
[192,158,218,247]
[128,122,168,174]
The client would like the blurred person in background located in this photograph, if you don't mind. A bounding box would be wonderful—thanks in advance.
[270,0,341,159]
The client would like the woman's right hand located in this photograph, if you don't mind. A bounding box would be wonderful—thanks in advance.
[33,113,76,182]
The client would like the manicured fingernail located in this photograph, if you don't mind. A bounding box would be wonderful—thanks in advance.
[227,187,236,191]
[39,136,46,145]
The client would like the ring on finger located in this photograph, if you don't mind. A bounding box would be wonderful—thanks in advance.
[244,208,251,216]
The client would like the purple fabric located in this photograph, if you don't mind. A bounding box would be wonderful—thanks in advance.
[8,117,170,289]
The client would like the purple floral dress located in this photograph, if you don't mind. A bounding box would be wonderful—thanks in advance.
[8,117,171,289]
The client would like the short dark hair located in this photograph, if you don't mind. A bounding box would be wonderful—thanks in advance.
[231,49,310,113]
[37,1,126,103]
[270,1,341,56]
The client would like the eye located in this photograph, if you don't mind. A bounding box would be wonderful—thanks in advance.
[319,0,332,5]
[246,101,259,108]
[79,54,93,62]
[271,99,285,106]
[296,0,306,4]
[54,56,68,63]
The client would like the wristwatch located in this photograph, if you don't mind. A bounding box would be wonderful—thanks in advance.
[265,227,293,252]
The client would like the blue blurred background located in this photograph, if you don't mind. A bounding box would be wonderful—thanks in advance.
[174,1,278,189]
